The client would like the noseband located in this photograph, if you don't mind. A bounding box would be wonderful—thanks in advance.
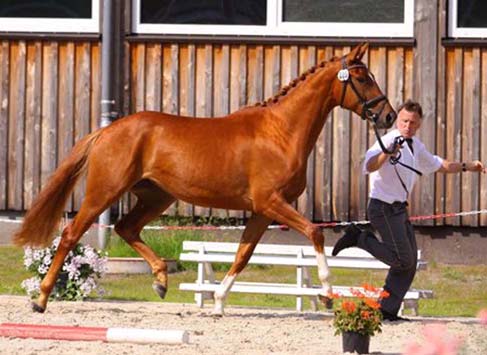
[337,57,395,154]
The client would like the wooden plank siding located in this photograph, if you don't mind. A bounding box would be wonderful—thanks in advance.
[7,41,26,210]
[444,48,463,226]
[1,39,486,228]
[0,41,9,210]
[23,42,42,210]
[1,41,99,213]
[481,49,487,226]
[461,49,481,226]
[435,0,448,226]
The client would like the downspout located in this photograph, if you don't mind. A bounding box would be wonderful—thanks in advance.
[98,0,118,249]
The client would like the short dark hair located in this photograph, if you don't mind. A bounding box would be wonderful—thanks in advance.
[398,100,423,118]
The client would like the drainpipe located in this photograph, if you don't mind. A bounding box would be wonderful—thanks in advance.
[98,0,118,249]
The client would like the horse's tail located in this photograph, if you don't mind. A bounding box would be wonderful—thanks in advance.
[13,130,103,247]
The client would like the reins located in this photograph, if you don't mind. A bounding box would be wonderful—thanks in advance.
[388,136,423,198]
[388,136,423,176]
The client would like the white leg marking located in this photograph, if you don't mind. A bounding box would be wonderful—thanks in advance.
[316,252,332,295]
[213,274,237,315]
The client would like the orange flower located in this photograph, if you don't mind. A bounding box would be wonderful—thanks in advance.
[364,298,381,310]
[327,291,342,299]
[379,290,390,299]
[342,301,356,313]
[361,283,379,293]
[361,310,371,319]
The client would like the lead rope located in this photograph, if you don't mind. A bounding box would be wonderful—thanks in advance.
[389,138,423,198]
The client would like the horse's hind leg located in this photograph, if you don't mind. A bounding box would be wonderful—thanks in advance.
[213,213,271,315]
[114,180,176,298]
[34,192,124,312]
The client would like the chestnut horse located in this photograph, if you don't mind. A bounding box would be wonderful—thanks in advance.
[14,43,396,314]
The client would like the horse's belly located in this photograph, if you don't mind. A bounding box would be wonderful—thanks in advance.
[151,173,252,211]
[179,194,252,211]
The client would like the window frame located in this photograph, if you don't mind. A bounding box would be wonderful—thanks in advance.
[133,0,414,38]
[448,0,487,38]
[0,0,100,33]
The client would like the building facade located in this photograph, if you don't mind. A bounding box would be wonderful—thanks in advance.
[0,0,486,227]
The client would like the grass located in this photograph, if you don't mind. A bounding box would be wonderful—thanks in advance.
[2,245,486,316]
[104,229,235,271]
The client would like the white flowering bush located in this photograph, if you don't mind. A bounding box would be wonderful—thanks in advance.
[21,237,107,301]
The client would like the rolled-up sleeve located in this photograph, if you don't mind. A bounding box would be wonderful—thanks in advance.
[416,142,443,175]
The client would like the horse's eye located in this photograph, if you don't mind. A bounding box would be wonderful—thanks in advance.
[356,77,367,83]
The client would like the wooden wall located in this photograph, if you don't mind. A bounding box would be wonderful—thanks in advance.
[0,40,101,212]
[0,39,486,227]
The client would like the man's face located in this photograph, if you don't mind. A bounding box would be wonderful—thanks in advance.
[396,109,421,138]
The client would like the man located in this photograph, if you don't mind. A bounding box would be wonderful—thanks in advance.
[332,100,487,321]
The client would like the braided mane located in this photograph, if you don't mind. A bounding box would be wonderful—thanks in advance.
[255,56,338,107]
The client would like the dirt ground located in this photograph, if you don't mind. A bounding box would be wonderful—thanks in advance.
[0,295,485,355]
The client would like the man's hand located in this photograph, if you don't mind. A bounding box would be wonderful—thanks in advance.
[469,160,487,173]
[387,141,401,158]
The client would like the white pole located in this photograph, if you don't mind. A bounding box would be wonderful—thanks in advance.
[106,328,189,344]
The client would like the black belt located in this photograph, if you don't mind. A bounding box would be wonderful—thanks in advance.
[371,198,408,207]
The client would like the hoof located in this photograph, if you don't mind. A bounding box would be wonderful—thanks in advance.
[31,302,45,313]
[211,306,224,317]
[318,295,333,309]
[152,282,167,299]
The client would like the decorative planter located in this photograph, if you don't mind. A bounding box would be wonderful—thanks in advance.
[342,331,370,354]
[106,257,178,274]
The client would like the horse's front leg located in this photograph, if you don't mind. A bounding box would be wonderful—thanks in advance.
[213,214,271,316]
[258,193,333,308]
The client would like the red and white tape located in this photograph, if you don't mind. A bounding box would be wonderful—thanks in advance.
[1,209,487,231]
[0,322,189,344]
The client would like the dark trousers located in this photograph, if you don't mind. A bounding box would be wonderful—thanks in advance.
[357,198,417,315]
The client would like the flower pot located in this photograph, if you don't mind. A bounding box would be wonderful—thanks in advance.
[342,331,370,354]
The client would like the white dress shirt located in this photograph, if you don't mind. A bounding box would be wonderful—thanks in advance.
[363,129,443,204]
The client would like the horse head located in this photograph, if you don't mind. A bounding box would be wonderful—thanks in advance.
[334,43,396,129]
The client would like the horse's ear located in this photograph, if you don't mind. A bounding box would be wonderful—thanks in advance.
[356,42,369,60]
[346,42,369,63]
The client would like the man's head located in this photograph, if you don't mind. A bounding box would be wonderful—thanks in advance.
[396,100,422,138]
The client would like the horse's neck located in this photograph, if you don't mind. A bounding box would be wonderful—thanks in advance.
[271,67,337,157]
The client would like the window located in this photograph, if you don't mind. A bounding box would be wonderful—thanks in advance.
[140,0,266,26]
[0,0,100,33]
[134,0,414,38]
[449,0,487,38]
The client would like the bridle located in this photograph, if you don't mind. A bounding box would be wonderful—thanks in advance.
[337,57,396,155]
[337,57,421,198]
